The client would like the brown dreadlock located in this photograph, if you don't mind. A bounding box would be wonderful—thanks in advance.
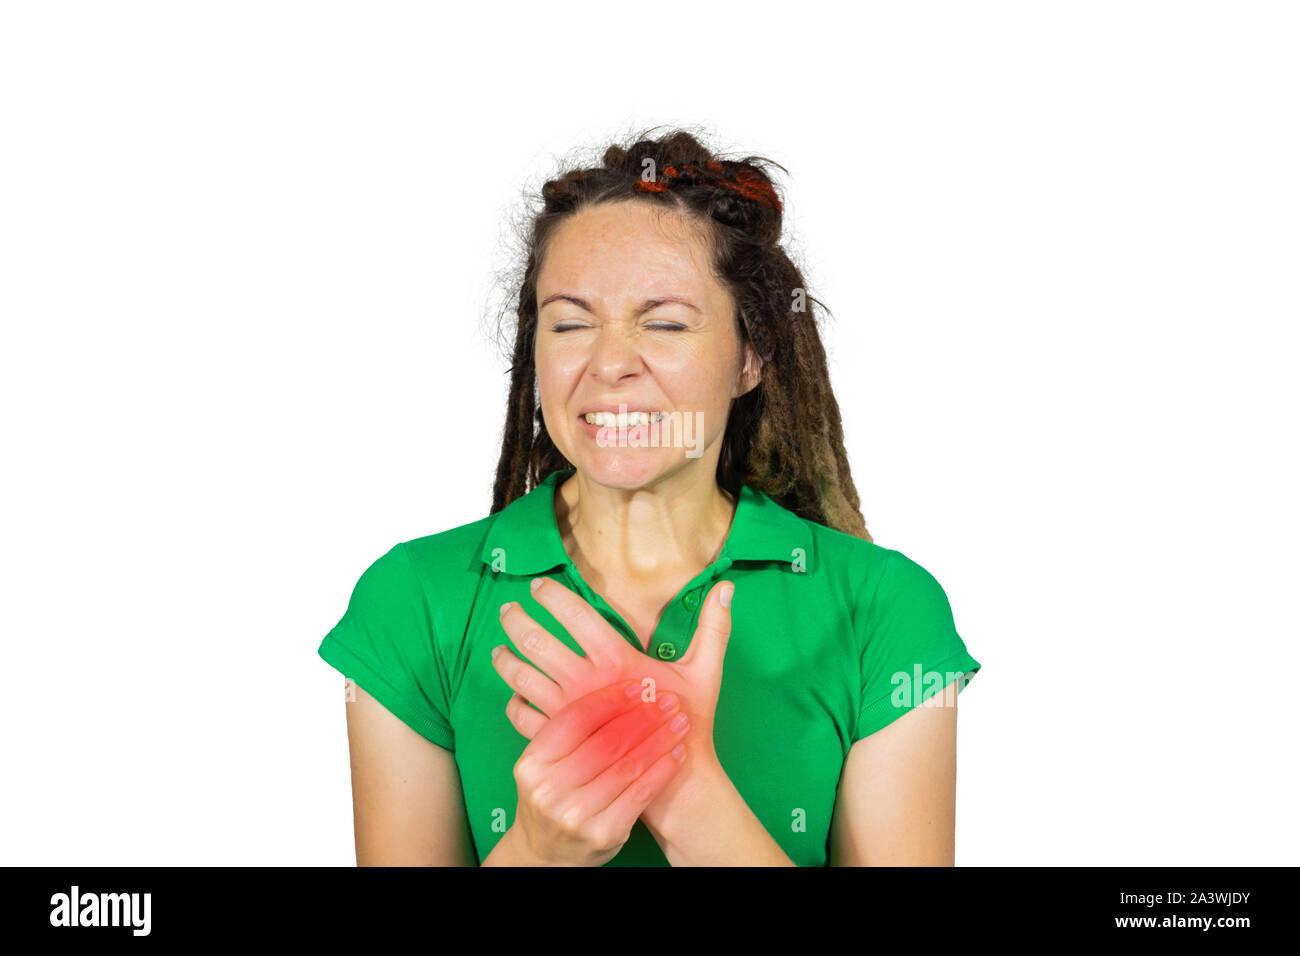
[488,124,871,541]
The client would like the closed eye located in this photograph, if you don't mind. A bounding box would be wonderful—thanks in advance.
[550,322,686,332]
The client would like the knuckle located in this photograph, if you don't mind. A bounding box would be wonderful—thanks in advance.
[507,696,532,728]
[529,780,556,811]
[559,803,584,832]
[590,826,616,850]
[521,628,545,654]
[628,779,656,803]
[513,755,538,784]
[612,754,641,779]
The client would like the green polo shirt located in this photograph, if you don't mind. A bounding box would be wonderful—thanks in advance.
[317,468,981,866]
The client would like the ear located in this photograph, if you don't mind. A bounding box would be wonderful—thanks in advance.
[734,340,763,398]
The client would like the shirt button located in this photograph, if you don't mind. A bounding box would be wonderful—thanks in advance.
[656,642,677,660]
[682,591,700,611]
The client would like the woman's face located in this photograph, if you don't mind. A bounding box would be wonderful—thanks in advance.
[534,199,761,491]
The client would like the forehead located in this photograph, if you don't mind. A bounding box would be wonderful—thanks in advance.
[537,201,721,301]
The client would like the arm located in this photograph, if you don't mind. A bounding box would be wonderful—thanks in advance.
[343,681,477,866]
[641,758,796,866]
[829,679,959,866]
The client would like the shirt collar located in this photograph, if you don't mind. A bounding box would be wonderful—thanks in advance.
[480,468,815,576]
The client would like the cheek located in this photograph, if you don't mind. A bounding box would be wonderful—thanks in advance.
[647,341,737,409]
[534,346,581,405]
[533,348,586,456]
[538,334,594,368]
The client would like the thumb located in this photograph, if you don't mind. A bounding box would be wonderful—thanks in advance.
[682,580,734,685]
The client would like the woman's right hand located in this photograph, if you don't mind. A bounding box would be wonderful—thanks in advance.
[500,679,690,866]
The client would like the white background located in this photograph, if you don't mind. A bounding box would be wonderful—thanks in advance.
[2,1,1296,865]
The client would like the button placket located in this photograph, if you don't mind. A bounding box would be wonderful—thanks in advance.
[650,563,727,660]
[562,559,733,661]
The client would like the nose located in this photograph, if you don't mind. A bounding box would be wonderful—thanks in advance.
[588,323,645,385]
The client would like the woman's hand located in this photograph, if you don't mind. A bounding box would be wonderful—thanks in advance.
[492,576,735,834]
[495,679,690,866]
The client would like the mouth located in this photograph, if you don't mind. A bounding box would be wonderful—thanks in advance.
[580,410,666,428]
[577,409,666,443]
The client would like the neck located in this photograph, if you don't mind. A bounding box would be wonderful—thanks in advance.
[554,468,737,581]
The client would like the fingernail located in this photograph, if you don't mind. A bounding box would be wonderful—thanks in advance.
[492,645,503,660]
[669,713,689,732]
[625,681,643,698]
[499,602,513,617]
[658,692,677,711]
[671,743,686,760]
[719,582,734,608]
[530,578,543,593]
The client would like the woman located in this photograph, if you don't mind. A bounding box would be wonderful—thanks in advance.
[317,127,982,866]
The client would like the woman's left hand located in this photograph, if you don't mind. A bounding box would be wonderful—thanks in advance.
[492,576,735,835]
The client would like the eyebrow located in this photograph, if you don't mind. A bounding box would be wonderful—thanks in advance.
[538,293,700,314]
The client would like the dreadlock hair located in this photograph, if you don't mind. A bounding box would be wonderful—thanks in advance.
[487,124,871,541]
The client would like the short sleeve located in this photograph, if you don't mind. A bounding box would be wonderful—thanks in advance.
[853,549,982,742]
[317,541,455,751]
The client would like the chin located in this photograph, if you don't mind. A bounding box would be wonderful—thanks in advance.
[570,451,682,491]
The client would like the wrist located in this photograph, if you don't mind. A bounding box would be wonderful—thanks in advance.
[482,825,540,866]
[644,758,796,866]
[642,750,728,848]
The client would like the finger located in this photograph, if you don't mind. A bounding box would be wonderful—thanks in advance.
[529,576,632,664]
[504,691,548,741]
[527,679,645,764]
[499,599,584,684]
[491,642,565,716]
[549,692,683,794]
[562,695,690,823]
[587,748,687,844]
[679,579,734,684]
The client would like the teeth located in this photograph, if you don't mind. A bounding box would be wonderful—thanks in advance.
[584,411,664,428]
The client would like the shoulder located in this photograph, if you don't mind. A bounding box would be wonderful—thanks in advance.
[338,511,499,650]
[800,518,953,619]
[859,546,958,633]
[343,510,498,616]
[805,520,894,572]
[398,511,497,583]
[793,516,896,600]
